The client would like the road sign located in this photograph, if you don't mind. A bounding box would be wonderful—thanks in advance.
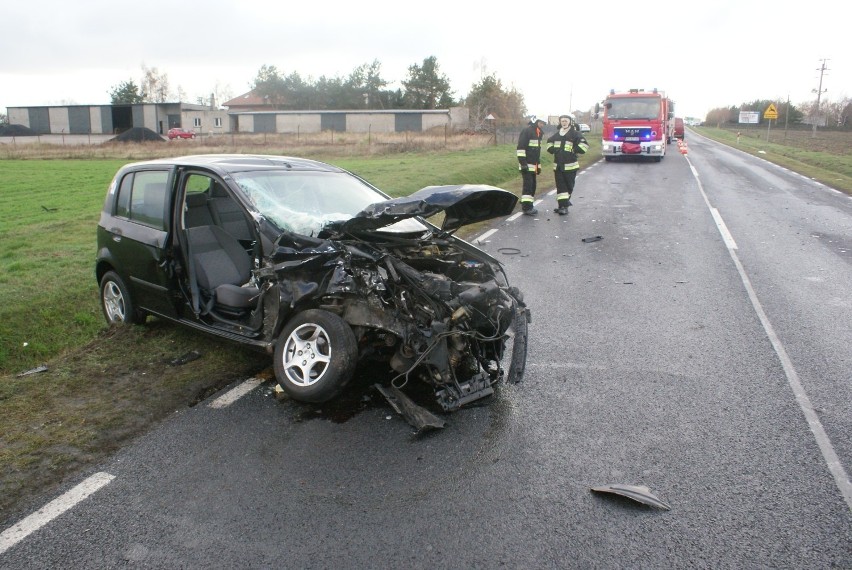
[764,103,778,120]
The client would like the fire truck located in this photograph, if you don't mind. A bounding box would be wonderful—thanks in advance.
[598,88,674,162]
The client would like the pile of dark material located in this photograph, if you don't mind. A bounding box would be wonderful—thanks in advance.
[112,127,165,142]
[0,124,36,136]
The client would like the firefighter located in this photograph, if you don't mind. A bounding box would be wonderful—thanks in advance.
[516,114,547,215]
[546,114,590,215]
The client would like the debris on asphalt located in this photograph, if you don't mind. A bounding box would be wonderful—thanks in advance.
[582,236,604,243]
[273,384,288,401]
[375,383,447,434]
[498,247,522,255]
[590,483,671,510]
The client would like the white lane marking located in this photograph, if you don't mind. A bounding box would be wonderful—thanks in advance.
[686,154,852,512]
[475,228,498,243]
[709,208,738,250]
[0,472,115,555]
[208,377,265,409]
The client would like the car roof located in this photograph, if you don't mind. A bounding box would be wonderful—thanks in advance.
[120,154,345,176]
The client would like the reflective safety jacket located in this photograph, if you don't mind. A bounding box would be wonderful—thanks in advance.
[516,122,543,172]
[546,128,590,171]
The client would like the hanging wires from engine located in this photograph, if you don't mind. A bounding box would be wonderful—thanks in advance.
[389,328,476,390]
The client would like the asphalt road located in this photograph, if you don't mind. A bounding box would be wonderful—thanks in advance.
[3,133,851,568]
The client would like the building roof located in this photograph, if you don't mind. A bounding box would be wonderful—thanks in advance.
[222,91,269,109]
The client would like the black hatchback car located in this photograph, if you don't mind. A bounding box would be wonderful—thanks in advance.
[96,154,528,412]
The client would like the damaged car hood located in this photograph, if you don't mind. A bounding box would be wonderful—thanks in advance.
[332,184,518,233]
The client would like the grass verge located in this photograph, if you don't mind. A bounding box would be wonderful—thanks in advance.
[693,127,852,195]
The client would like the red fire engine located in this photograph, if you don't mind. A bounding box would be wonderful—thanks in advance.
[598,88,674,162]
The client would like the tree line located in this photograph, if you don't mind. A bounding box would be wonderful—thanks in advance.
[105,57,530,128]
[705,97,852,129]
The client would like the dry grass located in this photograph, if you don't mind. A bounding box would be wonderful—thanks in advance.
[697,127,852,194]
[0,130,497,161]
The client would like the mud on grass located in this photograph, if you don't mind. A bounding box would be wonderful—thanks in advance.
[0,319,268,524]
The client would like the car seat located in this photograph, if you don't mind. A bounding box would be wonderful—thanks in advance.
[185,225,259,312]
[184,192,215,228]
[208,181,254,242]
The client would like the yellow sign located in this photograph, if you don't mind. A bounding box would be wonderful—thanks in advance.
[764,103,778,120]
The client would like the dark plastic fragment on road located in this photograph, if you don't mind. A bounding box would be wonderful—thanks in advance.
[375,383,447,433]
[582,236,603,243]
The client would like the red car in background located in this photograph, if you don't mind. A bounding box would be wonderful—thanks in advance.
[167,128,196,140]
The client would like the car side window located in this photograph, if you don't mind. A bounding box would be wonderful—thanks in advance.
[115,174,133,218]
[128,171,170,230]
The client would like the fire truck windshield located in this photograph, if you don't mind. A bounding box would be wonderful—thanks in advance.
[606,97,661,120]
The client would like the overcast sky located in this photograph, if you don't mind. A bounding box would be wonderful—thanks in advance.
[1,0,847,121]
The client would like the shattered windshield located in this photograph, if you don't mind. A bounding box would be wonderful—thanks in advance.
[232,170,423,236]
[606,97,661,120]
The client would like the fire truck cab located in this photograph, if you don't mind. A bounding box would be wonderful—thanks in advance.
[599,88,674,162]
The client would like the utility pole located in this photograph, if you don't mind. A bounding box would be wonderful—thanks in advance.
[811,58,829,138]
[784,94,789,142]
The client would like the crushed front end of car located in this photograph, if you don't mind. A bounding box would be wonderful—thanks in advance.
[258,185,529,413]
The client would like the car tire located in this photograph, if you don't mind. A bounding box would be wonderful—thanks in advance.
[274,309,358,403]
[99,270,145,325]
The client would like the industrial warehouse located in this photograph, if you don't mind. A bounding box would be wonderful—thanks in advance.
[3,93,470,139]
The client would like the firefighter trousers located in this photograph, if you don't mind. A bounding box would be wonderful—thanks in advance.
[554,168,578,203]
[521,170,538,207]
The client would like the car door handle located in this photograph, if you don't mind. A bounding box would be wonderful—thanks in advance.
[110,228,122,242]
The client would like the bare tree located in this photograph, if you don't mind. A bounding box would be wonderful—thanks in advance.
[141,65,171,103]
